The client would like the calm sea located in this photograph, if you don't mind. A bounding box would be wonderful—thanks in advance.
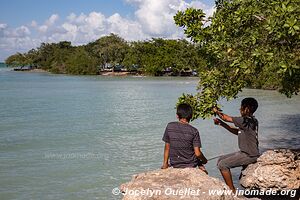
[0,64,299,200]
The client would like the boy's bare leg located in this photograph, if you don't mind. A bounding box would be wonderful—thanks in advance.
[220,169,236,193]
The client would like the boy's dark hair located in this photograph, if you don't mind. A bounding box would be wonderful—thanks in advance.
[177,103,193,121]
[241,97,258,114]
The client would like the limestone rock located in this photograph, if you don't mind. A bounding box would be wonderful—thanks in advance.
[240,149,300,190]
[120,168,252,200]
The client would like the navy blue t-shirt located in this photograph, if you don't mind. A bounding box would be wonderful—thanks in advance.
[162,122,201,168]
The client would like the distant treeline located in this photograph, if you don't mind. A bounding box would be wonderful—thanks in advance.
[5,34,205,76]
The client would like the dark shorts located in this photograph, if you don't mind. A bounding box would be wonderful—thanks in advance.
[172,159,204,168]
[217,151,258,171]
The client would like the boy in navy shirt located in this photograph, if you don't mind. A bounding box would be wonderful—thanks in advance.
[161,103,207,173]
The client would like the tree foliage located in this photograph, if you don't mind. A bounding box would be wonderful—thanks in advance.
[5,34,205,76]
[175,0,300,119]
[123,38,204,75]
[5,52,27,67]
[86,33,129,67]
[65,46,98,75]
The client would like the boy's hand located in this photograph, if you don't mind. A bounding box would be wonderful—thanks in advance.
[201,158,208,164]
[161,163,169,169]
[213,118,221,125]
[212,107,219,113]
[213,107,223,115]
[199,165,208,174]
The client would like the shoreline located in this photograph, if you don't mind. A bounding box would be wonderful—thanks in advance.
[25,69,49,73]
[10,68,198,78]
[12,68,49,73]
[100,71,140,76]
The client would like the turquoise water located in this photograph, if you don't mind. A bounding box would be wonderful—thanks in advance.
[0,66,299,200]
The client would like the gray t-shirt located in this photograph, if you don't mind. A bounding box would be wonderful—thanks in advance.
[232,116,259,157]
[162,122,201,168]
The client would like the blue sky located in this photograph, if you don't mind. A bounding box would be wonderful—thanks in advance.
[0,0,215,61]
[0,0,136,27]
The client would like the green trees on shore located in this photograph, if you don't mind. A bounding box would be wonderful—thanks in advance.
[175,0,300,119]
[123,38,204,75]
[5,34,204,76]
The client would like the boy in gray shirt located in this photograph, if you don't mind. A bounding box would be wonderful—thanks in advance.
[213,97,259,193]
[161,103,208,173]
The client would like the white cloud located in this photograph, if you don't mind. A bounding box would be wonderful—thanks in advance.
[190,1,215,17]
[0,0,215,61]
[59,12,107,44]
[85,12,106,29]
[30,20,37,27]
[0,23,8,37]
[46,14,59,26]
[107,13,147,41]
[127,0,214,36]
[14,26,31,37]
[37,14,60,33]
[134,0,176,35]
[38,25,48,33]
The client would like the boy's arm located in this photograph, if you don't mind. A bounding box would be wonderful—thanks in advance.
[161,142,170,169]
[194,147,207,164]
[213,107,233,123]
[214,118,239,135]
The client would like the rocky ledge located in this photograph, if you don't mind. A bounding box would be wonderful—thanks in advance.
[240,149,300,190]
[119,149,299,200]
[120,168,252,200]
